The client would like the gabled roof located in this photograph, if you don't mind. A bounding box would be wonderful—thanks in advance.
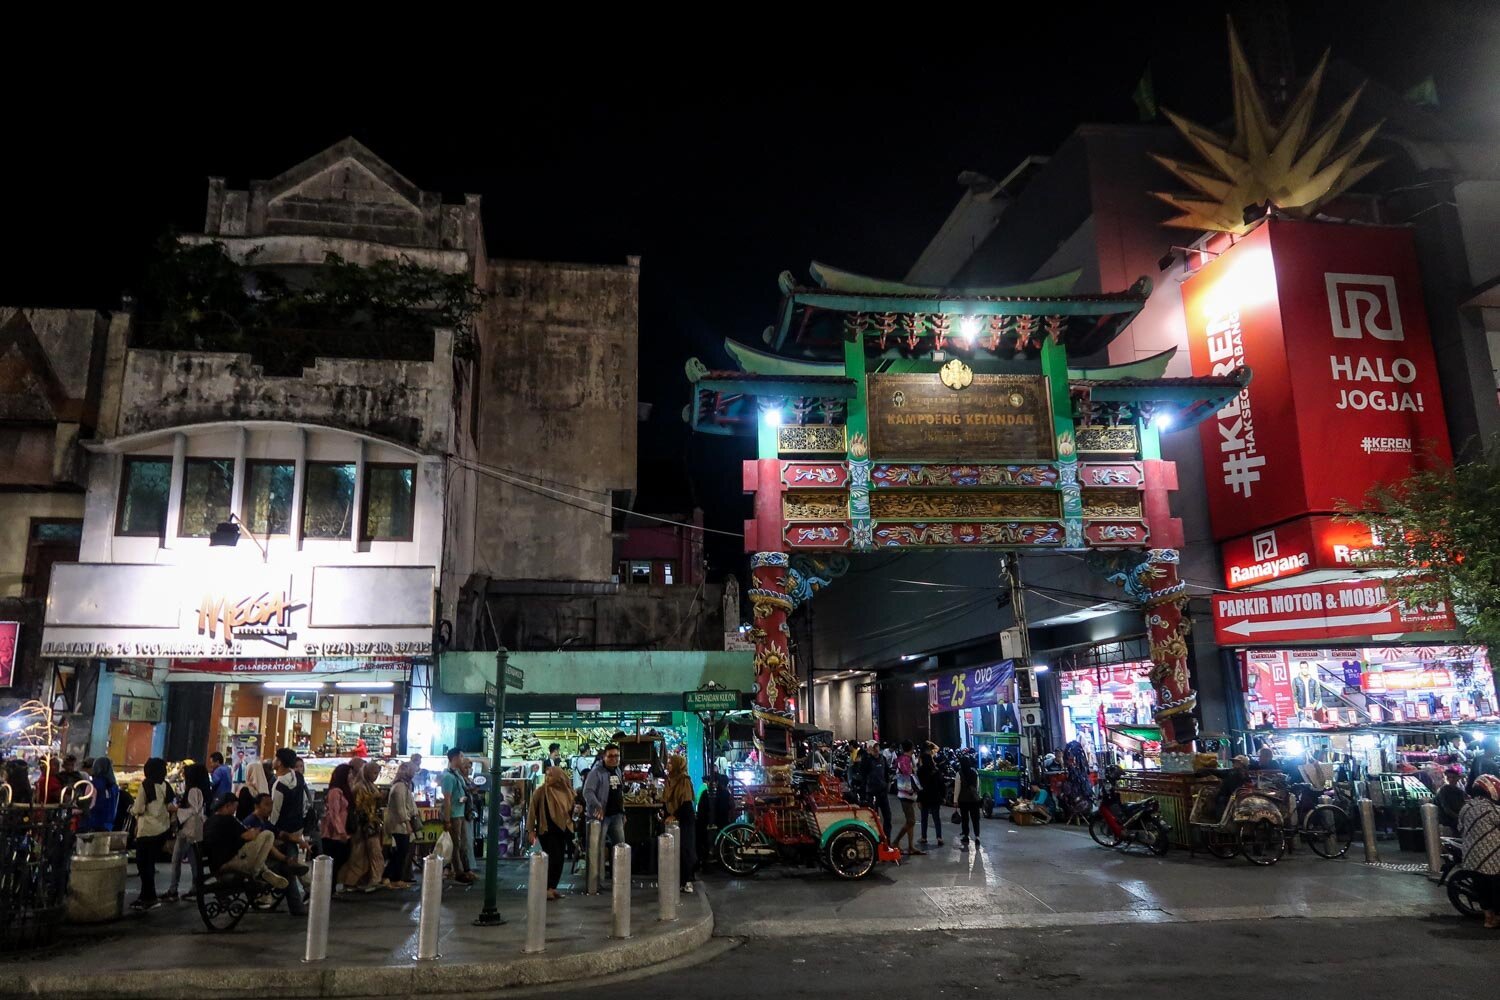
[260,137,426,210]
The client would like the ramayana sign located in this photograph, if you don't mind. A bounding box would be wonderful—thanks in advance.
[1184,220,1451,544]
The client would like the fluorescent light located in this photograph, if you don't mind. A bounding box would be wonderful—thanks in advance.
[334,681,394,690]
[913,681,928,688]
[901,654,924,661]
[1033,665,1050,674]
[263,681,324,690]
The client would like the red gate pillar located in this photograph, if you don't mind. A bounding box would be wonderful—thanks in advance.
[748,551,796,787]
[1141,548,1198,751]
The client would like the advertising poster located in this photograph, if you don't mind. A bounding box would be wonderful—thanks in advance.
[230,732,261,786]
[928,660,1016,714]
[1185,221,1451,543]
[0,622,18,688]
[1240,646,1498,728]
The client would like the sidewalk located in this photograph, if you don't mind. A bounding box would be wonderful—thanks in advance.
[706,821,1450,937]
[0,867,712,999]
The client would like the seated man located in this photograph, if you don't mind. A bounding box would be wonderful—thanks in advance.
[202,794,306,888]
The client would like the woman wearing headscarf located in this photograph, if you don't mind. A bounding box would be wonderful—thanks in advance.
[340,761,385,892]
[381,761,420,889]
[527,766,576,900]
[661,755,698,893]
[238,754,271,819]
[163,761,212,901]
[320,763,353,891]
[129,757,176,910]
[1459,773,1500,929]
[83,756,120,833]
[3,758,33,805]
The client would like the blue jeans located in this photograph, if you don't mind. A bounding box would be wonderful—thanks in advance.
[594,813,626,881]
[920,803,943,841]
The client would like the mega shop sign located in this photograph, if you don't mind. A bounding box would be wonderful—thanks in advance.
[1212,578,1455,645]
[1184,220,1451,545]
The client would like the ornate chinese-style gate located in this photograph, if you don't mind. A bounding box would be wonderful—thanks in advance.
[688,263,1248,786]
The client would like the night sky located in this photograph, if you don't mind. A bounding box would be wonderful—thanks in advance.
[5,3,1495,578]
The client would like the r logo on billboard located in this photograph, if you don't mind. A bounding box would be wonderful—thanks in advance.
[1326,273,1403,342]
[1252,529,1278,562]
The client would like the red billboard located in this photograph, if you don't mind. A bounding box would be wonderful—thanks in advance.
[1219,515,1383,589]
[1184,220,1451,543]
[1212,577,1455,645]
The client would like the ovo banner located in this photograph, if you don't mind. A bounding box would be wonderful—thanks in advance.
[1183,220,1451,543]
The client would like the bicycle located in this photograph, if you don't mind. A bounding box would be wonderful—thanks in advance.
[1291,782,1354,859]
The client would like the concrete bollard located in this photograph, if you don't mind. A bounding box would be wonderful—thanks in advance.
[1420,801,1442,878]
[657,832,678,922]
[610,843,631,939]
[524,850,548,953]
[302,855,333,963]
[414,853,444,961]
[586,820,603,895]
[1359,797,1379,863]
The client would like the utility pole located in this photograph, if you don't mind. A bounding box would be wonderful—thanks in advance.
[1004,553,1040,776]
[475,646,508,926]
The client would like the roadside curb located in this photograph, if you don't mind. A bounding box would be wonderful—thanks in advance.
[2,893,713,999]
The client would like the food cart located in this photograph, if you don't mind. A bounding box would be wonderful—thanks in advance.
[973,731,1022,816]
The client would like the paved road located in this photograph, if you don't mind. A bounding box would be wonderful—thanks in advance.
[529,915,1497,1000]
[701,821,1449,936]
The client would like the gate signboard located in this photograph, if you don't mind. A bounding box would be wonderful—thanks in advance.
[867,372,1054,461]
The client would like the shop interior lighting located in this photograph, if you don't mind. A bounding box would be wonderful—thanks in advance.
[263,681,325,690]
[334,681,395,690]
[734,769,756,784]
[1475,731,1488,741]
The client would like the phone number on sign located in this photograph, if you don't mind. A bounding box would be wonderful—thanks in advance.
[302,641,432,656]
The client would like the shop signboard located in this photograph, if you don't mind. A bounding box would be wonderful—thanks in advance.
[283,690,318,709]
[575,697,601,712]
[1212,578,1455,643]
[41,563,435,659]
[1219,516,1386,588]
[1184,221,1451,545]
[684,689,742,712]
[928,659,1015,714]
[0,621,17,688]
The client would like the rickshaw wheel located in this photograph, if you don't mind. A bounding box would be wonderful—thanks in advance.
[717,824,768,877]
[1238,819,1286,866]
[1204,829,1239,859]
[824,827,877,880]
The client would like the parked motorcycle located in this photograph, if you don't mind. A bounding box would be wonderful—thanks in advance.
[1440,837,1485,919]
[1090,765,1170,856]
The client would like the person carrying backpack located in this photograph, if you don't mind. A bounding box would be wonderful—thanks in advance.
[129,757,176,910]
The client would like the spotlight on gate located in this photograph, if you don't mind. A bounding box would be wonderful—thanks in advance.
[762,409,783,428]
[1153,411,1174,430]
[959,316,980,345]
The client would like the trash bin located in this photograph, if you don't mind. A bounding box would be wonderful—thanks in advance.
[66,832,128,924]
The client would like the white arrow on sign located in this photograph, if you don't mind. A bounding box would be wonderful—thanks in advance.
[1221,608,1395,638]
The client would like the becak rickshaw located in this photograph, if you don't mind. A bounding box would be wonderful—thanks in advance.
[1188,765,1294,866]
[716,771,901,879]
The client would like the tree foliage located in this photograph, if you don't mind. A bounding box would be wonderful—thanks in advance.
[1339,450,1500,651]
[139,234,486,356]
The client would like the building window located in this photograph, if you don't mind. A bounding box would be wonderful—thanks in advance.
[116,456,172,536]
[179,457,235,537]
[244,460,295,536]
[363,464,416,541]
[662,562,676,585]
[628,560,652,584]
[302,462,357,539]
